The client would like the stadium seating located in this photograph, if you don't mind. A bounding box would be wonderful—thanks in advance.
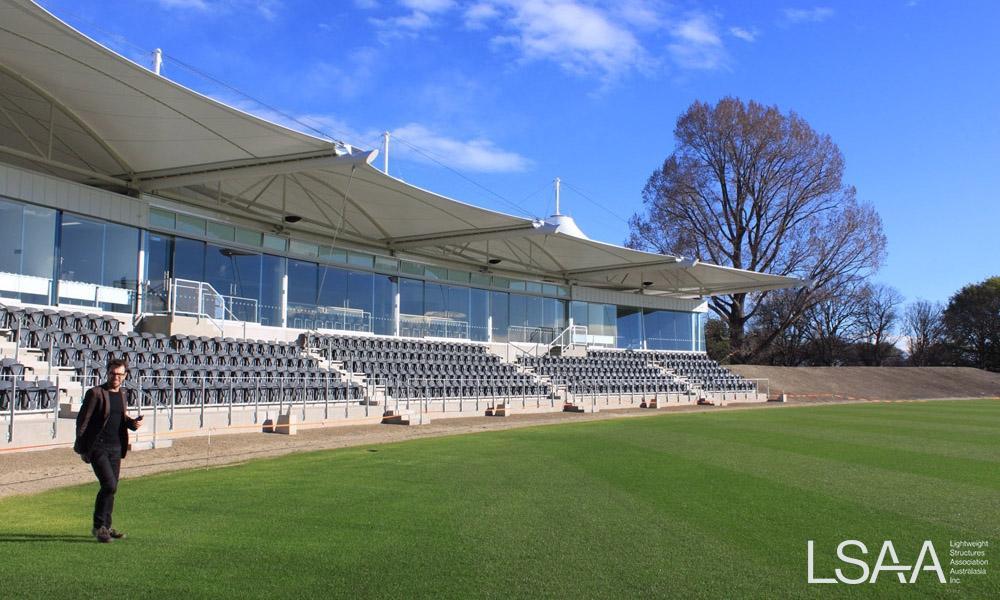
[301,333,550,400]
[0,304,362,409]
[1,302,754,417]
[517,353,686,395]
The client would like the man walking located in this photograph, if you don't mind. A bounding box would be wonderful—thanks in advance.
[74,358,143,543]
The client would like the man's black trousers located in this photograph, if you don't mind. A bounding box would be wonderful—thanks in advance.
[89,442,122,529]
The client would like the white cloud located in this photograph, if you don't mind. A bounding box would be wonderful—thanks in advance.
[729,26,757,42]
[156,0,210,9]
[204,93,530,174]
[783,6,834,23]
[154,0,281,20]
[369,0,457,35]
[615,0,666,30]
[400,0,454,12]
[391,123,531,173]
[303,47,380,100]
[464,2,500,29]
[668,14,727,70]
[489,0,646,79]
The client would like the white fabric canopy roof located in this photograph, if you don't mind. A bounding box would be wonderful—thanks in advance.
[0,0,805,298]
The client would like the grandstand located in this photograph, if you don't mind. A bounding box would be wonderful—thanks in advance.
[0,0,797,450]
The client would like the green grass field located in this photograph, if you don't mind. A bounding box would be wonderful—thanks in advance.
[1,400,997,598]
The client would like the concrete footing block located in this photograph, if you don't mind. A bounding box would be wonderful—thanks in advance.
[276,413,298,435]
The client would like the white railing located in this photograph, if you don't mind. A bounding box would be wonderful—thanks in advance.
[169,278,258,335]
[549,324,588,350]
[400,314,469,340]
[507,325,558,344]
[294,306,372,333]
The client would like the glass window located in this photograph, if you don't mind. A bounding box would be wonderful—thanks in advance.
[235,227,262,247]
[175,213,206,236]
[492,276,510,289]
[58,214,103,285]
[373,274,396,336]
[444,284,469,322]
[643,309,693,351]
[0,198,23,276]
[509,293,527,329]
[58,214,137,312]
[143,232,173,313]
[206,221,235,242]
[21,204,57,294]
[0,198,56,304]
[509,279,526,292]
[470,288,489,342]
[490,291,509,342]
[347,251,372,268]
[262,234,286,252]
[470,272,491,287]
[424,282,446,317]
[570,301,588,328]
[542,284,559,297]
[347,270,373,313]
[102,221,140,311]
[260,254,285,327]
[447,269,470,284]
[149,207,175,230]
[374,255,398,272]
[173,237,206,281]
[289,239,319,257]
[287,259,318,306]
[317,265,348,308]
[526,281,543,294]
[400,278,423,316]
[424,266,446,281]
[525,295,545,328]
[400,261,424,276]
[204,245,262,322]
[617,306,643,350]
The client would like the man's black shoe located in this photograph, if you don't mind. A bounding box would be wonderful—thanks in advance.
[92,526,112,543]
[107,528,127,540]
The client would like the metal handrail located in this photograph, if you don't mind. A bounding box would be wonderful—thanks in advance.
[169,278,257,336]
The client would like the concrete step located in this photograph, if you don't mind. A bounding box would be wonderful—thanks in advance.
[381,409,431,426]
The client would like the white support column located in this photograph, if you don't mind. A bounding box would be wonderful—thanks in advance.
[135,234,146,318]
[280,272,289,328]
[393,279,400,336]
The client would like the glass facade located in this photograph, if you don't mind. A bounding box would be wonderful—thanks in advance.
[58,213,138,312]
[0,198,57,304]
[0,195,707,350]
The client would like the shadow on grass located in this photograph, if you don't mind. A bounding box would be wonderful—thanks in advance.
[0,533,95,543]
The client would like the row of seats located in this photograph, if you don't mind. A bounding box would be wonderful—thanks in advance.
[307,332,552,400]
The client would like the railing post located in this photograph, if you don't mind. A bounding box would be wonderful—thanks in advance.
[254,377,260,424]
[8,375,15,443]
[199,376,205,428]
[324,372,330,420]
[228,376,234,426]
[152,377,159,449]
[52,374,60,439]
[300,376,306,422]
[170,376,175,430]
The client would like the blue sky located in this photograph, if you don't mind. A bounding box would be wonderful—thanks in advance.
[38,0,1000,305]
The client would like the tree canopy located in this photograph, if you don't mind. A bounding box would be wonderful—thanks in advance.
[629,97,886,362]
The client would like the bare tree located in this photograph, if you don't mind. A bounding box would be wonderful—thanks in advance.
[629,97,886,362]
[904,300,945,366]
[803,283,866,365]
[855,283,904,365]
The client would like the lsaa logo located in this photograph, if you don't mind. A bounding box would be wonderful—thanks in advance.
[807,540,947,584]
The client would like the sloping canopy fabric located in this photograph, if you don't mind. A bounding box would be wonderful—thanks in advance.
[0,0,805,299]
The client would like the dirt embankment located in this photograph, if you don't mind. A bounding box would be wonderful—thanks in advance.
[728,366,1000,401]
